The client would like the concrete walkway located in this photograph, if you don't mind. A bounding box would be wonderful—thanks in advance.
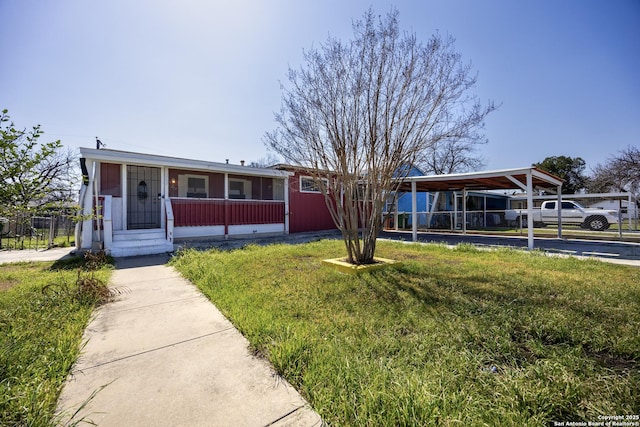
[56,255,323,427]
[0,247,75,264]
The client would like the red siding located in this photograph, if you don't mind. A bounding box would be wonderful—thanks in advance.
[288,172,337,233]
[100,163,121,197]
[228,200,284,224]
[172,199,225,226]
[171,199,284,227]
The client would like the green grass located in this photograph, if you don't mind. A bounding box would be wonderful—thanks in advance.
[0,255,112,427]
[171,239,640,426]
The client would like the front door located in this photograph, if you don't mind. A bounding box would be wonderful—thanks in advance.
[127,165,161,229]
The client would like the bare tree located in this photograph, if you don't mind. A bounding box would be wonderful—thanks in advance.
[418,139,486,175]
[265,8,495,264]
[250,152,281,168]
[589,146,640,197]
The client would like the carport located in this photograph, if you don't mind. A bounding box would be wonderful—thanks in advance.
[396,167,564,250]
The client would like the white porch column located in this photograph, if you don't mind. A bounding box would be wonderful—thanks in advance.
[121,163,128,230]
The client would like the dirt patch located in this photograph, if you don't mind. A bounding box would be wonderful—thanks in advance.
[0,277,19,291]
[584,347,637,373]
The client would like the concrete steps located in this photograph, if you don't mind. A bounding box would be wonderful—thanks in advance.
[110,229,174,257]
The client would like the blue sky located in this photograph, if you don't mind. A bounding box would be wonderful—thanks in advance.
[1,0,638,173]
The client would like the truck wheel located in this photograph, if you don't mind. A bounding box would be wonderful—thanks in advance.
[586,216,608,231]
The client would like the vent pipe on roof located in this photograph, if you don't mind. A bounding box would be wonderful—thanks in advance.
[240,160,245,166]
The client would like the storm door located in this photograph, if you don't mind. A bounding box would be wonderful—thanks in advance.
[127,165,161,229]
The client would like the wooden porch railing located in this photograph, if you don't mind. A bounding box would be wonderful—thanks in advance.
[170,198,285,227]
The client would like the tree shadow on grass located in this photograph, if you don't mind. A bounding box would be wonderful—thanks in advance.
[49,251,115,271]
[360,263,639,375]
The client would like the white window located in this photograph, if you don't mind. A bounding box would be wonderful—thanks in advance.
[178,174,208,198]
[229,178,252,199]
[300,176,328,193]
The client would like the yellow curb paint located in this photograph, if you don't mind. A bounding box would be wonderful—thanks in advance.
[321,257,402,274]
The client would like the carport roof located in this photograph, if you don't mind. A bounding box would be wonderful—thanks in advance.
[396,167,563,192]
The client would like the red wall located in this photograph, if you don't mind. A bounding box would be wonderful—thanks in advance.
[288,171,337,233]
[100,163,121,197]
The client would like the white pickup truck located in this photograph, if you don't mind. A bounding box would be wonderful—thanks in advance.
[504,200,619,231]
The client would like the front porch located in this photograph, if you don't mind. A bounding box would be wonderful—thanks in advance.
[77,148,291,257]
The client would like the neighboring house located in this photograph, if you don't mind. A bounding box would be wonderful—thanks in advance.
[390,165,510,229]
[587,198,638,220]
[75,148,338,257]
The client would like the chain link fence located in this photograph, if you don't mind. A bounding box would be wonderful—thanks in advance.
[384,192,640,242]
[0,211,76,251]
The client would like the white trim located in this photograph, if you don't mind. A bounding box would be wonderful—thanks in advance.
[121,162,128,230]
[300,175,329,193]
[229,177,252,199]
[228,224,285,235]
[79,147,292,178]
[174,225,225,239]
[178,173,209,198]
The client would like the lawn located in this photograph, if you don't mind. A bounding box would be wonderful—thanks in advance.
[0,254,112,427]
[171,239,640,426]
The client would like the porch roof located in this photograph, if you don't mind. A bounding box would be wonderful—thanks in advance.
[79,148,293,178]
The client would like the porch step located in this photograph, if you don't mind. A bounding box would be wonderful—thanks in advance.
[110,230,173,257]
[113,229,166,242]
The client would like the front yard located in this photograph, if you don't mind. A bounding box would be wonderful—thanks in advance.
[0,256,112,426]
[171,239,640,426]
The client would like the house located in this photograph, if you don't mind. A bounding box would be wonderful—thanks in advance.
[75,148,338,257]
[271,165,336,233]
[586,198,638,220]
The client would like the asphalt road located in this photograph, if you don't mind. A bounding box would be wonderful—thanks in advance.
[379,230,640,264]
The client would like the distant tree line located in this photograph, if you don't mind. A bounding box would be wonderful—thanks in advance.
[533,148,639,199]
[0,108,76,217]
